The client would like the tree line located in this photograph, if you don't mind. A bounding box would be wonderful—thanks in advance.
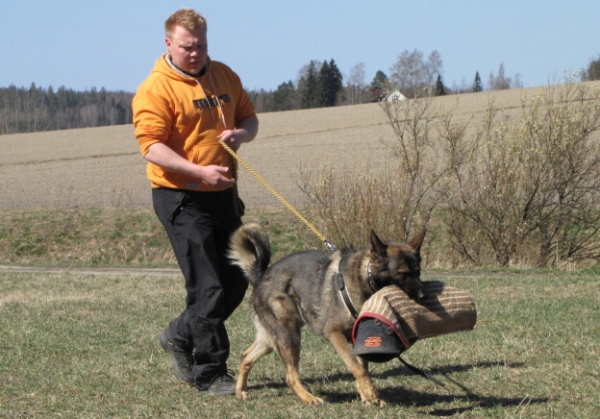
[0,83,133,135]
[2,50,599,134]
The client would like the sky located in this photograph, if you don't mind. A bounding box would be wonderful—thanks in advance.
[1,1,599,93]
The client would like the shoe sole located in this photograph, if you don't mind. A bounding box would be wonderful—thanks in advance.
[159,333,195,384]
[206,387,236,396]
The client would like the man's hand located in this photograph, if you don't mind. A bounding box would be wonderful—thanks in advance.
[218,117,259,151]
[144,143,234,190]
[199,165,235,190]
[217,130,244,151]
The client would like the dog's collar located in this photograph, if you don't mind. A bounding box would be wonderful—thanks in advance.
[336,260,379,319]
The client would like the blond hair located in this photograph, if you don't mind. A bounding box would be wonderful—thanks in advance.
[165,8,207,37]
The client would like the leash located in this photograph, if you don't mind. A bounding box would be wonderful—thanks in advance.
[397,356,446,388]
[219,140,336,251]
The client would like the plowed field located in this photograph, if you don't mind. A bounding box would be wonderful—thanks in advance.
[0,84,579,210]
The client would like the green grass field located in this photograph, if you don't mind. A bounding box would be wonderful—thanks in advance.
[2,264,599,418]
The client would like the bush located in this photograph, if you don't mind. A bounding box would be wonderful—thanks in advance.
[300,81,600,268]
[298,96,443,249]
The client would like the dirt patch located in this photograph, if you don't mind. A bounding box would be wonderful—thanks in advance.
[0,264,180,276]
[0,264,534,281]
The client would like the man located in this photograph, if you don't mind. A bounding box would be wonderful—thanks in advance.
[132,8,258,395]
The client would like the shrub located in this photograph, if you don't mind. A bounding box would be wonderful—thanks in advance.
[300,81,600,268]
[298,96,443,249]
[442,82,600,267]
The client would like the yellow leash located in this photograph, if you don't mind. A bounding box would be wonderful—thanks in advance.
[219,140,335,251]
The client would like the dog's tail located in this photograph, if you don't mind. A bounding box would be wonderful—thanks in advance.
[228,223,271,286]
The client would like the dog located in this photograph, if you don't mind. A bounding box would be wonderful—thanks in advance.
[228,223,426,406]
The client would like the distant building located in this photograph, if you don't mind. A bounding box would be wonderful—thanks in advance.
[383,89,406,102]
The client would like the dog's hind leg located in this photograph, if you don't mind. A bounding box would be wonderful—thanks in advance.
[277,336,324,405]
[268,298,324,405]
[236,324,274,400]
[326,331,385,406]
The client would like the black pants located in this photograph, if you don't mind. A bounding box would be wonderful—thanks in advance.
[152,187,248,390]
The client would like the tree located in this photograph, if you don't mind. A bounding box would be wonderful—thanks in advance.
[488,63,511,90]
[347,62,366,105]
[316,59,343,107]
[370,70,390,94]
[390,49,444,98]
[585,56,600,81]
[271,81,296,111]
[298,59,342,109]
[390,49,425,98]
[425,51,444,91]
[314,60,331,107]
[299,61,319,109]
[434,74,446,96]
[473,71,483,92]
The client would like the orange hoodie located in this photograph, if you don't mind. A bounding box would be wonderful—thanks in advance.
[132,54,257,191]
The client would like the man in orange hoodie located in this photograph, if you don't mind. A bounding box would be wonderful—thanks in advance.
[132,8,258,395]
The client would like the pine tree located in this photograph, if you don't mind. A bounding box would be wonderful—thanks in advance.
[473,71,483,92]
[318,59,342,107]
[315,60,331,107]
[300,61,318,109]
[371,70,389,91]
[271,81,296,111]
[586,56,600,81]
[434,74,446,96]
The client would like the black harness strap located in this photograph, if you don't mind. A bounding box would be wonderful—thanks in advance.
[336,272,359,318]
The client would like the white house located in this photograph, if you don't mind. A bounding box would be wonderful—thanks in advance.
[383,89,406,102]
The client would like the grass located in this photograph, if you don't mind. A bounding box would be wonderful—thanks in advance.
[1,208,599,417]
[0,208,316,269]
[1,259,599,417]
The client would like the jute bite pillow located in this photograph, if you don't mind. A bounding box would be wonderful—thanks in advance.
[353,281,477,351]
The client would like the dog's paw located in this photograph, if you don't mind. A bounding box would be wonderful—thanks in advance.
[236,391,250,401]
[301,395,324,405]
[365,398,386,407]
[308,397,325,405]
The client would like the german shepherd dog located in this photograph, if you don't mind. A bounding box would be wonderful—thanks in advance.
[228,223,426,406]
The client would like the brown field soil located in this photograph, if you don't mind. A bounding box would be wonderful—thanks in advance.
[2,82,597,210]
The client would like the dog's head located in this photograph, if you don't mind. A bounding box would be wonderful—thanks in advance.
[368,228,427,302]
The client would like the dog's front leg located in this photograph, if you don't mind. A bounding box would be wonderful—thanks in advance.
[326,332,385,407]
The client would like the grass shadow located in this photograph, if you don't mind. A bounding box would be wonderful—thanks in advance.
[246,360,548,415]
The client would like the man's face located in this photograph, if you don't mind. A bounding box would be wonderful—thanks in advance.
[165,25,208,75]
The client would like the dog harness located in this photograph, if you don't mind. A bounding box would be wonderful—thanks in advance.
[335,260,379,319]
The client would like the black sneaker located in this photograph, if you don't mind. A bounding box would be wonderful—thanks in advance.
[206,374,236,396]
[159,331,194,384]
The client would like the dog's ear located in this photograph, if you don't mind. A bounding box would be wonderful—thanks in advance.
[408,228,426,253]
[369,229,388,260]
